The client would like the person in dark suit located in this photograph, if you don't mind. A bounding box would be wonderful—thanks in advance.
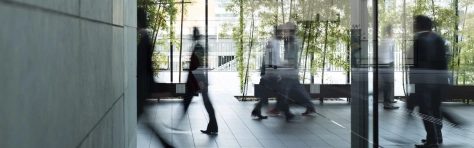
[136,8,174,148]
[411,15,448,148]
[182,27,218,135]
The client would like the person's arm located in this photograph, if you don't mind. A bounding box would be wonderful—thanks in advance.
[432,35,448,70]
[271,40,281,68]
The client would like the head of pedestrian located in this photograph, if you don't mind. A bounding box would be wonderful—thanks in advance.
[192,27,201,41]
[385,24,393,37]
[276,24,285,40]
[285,22,297,37]
[414,15,433,33]
[137,8,147,30]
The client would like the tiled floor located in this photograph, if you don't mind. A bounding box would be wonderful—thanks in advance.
[138,72,474,148]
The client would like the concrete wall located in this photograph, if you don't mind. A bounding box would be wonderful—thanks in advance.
[0,0,137,148]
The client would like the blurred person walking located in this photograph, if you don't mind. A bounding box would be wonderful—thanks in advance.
[253,24,298,121]
[280,22,316,115]
[180,27,218,135]
[136,8,174,148]
[410,15,448,148]
[378,24,399,109]
[251,24,285,119]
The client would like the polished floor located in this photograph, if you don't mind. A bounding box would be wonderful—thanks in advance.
[137,72,474,148]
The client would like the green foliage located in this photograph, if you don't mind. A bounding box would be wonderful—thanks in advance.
[138,0,193,76]
[152,52,168,76]
[223,0,351,88]
[381,0,474,85]
[455,2,474,84]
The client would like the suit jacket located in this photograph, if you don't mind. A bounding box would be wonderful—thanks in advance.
[137,29,154,99]
[186,43,203,92]
[409,31,449,85]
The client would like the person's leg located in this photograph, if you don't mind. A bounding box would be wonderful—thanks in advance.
[200,87,218,133]
[432,84,445,141]
[278,78,295,120]
[253,97,266,114]
[419,106,439,145]
[138,100,174,147]
[278,95,294,121]
[267,78,283,114]
[287,79,316,115]
[382,66,398,109]
[383,83,392,104]
[406,92,418,112]
[433,104,443,142]
[182,88,194,115]
[272,97,283,112]
[388,64,396,103]
[252,78,269,119]
[417,84,440,145]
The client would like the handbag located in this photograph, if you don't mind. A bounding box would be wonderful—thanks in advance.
[186,52,202,92]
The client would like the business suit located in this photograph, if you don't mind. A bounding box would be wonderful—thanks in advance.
[410,31,448,146]
[137,29,174,148]
[137,29,154,116]
[184,42,218,133]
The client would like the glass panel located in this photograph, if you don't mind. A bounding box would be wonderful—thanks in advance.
[375,0,474,147]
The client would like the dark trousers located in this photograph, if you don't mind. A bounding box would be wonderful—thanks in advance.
[183,73,218,132]
[380,63,394,104]
[281,78,315,110]
[253,77,278,114]
[254,77,292,116]
[417,84,444,144]
[277,95,294,117]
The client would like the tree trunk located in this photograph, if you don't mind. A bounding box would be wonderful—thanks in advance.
[289,0,293,22]
[303,21,314,84]
[431,0,437,31]
[402,0,407,97]
[321,21,329,84]
[179,0,184,82]
[152,4,163,47]
[346,29,350,84]
[281,0,285,23]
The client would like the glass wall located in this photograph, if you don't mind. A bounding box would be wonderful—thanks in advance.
[142,0,474,147]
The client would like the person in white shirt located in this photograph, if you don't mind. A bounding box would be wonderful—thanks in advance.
[378,24,399,109]
[254,24,300,120]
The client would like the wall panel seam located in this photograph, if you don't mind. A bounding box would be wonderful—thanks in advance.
[75,93,125,148]
[124,25,137,28]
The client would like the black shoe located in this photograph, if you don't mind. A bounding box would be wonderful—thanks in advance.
[391,100,397,103]
[415,143,439,148]
[200,130,218,135]
[251,110,268,119]
[286,113,296,121]
[421,138,443,144]
[383,105,399,109]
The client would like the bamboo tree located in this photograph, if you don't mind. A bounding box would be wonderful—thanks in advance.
[222,0,351,90]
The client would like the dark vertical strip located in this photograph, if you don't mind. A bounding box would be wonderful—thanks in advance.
[454,0,459,85]
[205,0,208,84]
[347,30,350,84]
[372,0,379,147]
[179,0,184,82]
[170,15,174,82]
